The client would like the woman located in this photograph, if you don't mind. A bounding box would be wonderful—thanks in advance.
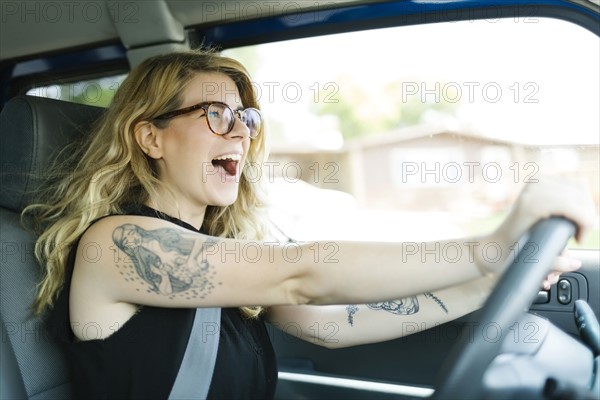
[23,50,594,399]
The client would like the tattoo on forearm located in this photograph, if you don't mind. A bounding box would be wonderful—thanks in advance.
[424,292,448,314]
[347,293,447,326]
[113,224,219,299]
[366,293,448,316]
[346,305,359,326]
[367,296,419,315]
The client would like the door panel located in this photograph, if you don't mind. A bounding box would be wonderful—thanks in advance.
[271,249,599,399]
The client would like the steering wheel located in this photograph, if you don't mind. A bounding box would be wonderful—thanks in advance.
[432,217,576,400]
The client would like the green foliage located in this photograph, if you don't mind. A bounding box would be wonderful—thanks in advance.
[313,77,458,139]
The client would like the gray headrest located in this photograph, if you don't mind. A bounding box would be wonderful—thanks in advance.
[0,96,104,211]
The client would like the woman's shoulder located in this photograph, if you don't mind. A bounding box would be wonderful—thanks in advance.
[81,212,189,242]
[69,211,204,340]
[82,205,200,242]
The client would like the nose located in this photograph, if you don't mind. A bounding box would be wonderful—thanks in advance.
[224,114,250,140]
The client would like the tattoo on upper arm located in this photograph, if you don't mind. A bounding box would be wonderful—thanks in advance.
[346,305,359,326]
[112,224,219,299]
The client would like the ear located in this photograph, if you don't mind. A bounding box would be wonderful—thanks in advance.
[134,121,163,159]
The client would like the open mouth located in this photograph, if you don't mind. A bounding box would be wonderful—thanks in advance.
[211,153,241,176]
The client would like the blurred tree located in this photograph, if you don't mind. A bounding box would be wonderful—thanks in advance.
[313,76,458,139]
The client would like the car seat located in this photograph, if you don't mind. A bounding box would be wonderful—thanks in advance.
[0,96,104,399]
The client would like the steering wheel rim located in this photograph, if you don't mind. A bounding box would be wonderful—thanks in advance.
[432,217,576,400]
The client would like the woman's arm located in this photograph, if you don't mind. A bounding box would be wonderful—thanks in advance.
[264,246,580,349]
[265,275,495,349]
[73,214,488,310]
[72,178,593,312]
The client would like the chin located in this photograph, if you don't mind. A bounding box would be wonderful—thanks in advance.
[209,191,240,208]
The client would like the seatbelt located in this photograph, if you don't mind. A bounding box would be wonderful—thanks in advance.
[169,307,221,400]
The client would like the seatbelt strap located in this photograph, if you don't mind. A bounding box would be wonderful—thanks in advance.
[169,307,221,400]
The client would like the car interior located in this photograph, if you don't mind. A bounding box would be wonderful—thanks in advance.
[1,1,599,399]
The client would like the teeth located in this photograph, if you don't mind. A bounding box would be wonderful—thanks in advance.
[212,154,242,161]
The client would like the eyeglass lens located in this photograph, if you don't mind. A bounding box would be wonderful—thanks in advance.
[207,103,261,138]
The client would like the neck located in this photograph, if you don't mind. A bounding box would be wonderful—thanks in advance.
[145,198,207,231]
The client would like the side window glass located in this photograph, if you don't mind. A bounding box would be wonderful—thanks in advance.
[224,18,599,249]
[26,74,126,107]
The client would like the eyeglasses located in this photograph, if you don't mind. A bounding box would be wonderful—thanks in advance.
[153,101,262,139]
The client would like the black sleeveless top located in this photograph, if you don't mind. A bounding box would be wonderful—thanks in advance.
[48,205,278,399]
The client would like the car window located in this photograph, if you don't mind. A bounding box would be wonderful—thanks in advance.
[223,17,599,248]
[26,74,126,107]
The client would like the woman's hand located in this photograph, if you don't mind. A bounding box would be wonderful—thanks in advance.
[541,249,583,290]
[479,176,595,277]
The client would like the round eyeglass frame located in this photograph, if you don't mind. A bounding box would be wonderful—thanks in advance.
[153,101,262,138]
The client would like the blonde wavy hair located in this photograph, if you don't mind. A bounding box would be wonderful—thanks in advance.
[23,50,269,318]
